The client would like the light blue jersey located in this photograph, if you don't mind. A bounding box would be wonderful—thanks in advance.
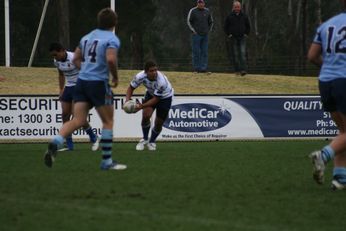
[313,12,346,82]
[78,29,120,81]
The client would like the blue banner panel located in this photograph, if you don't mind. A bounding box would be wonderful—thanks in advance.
[229,96,338,138]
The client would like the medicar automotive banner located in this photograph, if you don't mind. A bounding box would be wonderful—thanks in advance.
[161,96,337,140]
[0,95,337,141]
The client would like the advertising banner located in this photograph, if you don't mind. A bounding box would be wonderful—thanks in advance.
[0,95,337,141]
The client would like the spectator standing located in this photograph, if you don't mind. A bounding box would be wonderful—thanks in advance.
[187,0,213,73]
[224,1,250,76]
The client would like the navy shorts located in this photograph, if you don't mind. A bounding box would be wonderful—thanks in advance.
[319,78,346,114]
[144,92,172,120]
[60,86,75,102]
[73,79,113,107]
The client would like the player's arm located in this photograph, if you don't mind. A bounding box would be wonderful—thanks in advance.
[307,43,322,67]
[125,85,135,102]
[73,47,82,69]
[58,70,65,97]
[106,48,119,88]
[136,96,160,110]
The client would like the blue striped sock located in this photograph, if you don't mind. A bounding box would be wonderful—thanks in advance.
[321,145,335,163]
[100,129,113,165]
[52,135,64,148]
[333,167,346,184]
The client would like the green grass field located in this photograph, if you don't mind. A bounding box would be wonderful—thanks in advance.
[1,141,346,231]
[0,67,319,95]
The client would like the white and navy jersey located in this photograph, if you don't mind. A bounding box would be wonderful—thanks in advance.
[130,71,174,99]
[313,12,346,82]
[54,51,79,87]
[78,29,120,81]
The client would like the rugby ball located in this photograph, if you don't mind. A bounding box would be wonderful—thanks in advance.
[123,100,137,113]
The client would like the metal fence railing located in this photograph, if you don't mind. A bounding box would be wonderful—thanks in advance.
[0,56,319,76]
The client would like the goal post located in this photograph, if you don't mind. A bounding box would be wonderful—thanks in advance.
[28,0,50,67]
[23,0,115,67]
[4,0,10,67]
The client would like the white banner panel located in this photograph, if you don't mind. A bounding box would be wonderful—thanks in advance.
[0,95,141,140]
[160,97,263,140]
[0,95,336,141]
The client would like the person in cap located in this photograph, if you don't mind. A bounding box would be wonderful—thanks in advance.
[187,0,214,73]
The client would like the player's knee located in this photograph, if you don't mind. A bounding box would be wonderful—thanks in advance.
[71,118,87,128]
[153,126,162,133]
[141,117,151,125]
[62,113,71,122]
[155,117,165,126]
[153,122,163,132]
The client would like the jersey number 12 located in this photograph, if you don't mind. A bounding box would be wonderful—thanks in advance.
[326,26,346,54]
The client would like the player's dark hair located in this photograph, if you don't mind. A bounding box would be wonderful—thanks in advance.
[49,42,64,52]
[144,60,157,72]
[97,8,117,30]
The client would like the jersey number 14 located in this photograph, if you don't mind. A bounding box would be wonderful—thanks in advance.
[82,40,99,63]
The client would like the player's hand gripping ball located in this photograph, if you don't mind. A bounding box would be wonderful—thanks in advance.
[123,100,137,113]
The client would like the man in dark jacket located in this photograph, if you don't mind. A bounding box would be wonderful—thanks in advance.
[187,0,213,73]
[224,1,250,76]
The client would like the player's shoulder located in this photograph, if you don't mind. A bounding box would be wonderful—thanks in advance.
[321,13,346,27]
[79,33,91,46]
[66,51,74,60]
[81,29,94,39]
[108,33,121,48]
[97,29,120,47]
[157,71,168,79]
[157,71,170,84]
[134,71,146,80]
[331,12,346,27]
[130,71,146,88]
[94,29,116,38]
[156,70,163,77]
[331,12,346,21]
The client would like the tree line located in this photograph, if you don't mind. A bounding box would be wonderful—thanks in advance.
[0,0,342,75]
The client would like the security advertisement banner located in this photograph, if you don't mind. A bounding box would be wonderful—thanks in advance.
[0,95,337,141]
